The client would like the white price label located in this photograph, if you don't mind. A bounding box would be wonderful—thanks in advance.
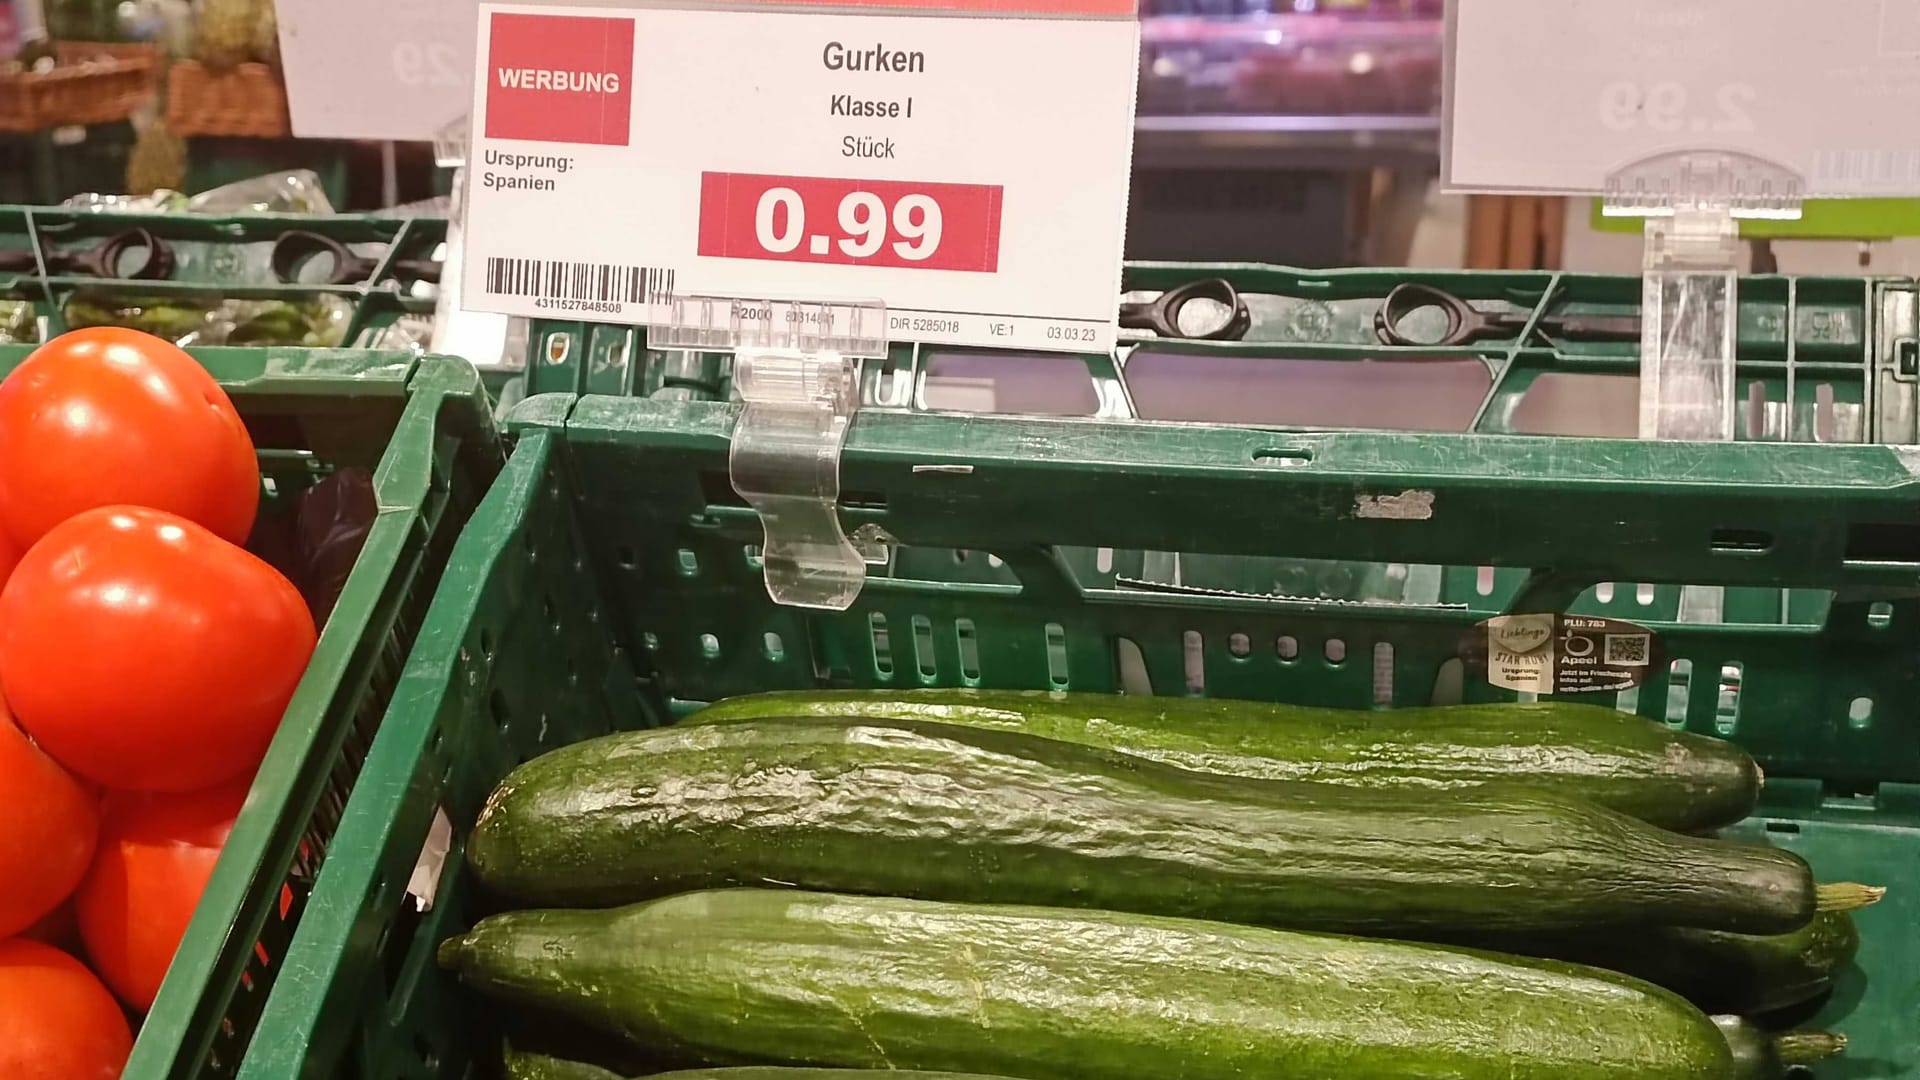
[1444,0,1920,198]
[278,0,481,141]
[460,0,1139,352]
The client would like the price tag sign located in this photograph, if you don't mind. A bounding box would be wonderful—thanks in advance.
[1444,0,1920,198]
[277,0,481,141]
[462,0,1139,351]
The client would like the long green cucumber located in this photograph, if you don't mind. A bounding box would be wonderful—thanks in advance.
[690,689,1761,832]
[468,718,1840,935]
[1485,912,1859,1016]
[440,889,1737,1080]
[504,1053,1023,1080]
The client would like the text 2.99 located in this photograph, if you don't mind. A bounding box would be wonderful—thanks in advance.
[698,172,1004,273]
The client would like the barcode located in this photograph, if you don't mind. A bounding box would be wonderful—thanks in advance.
[483,256,674,305]
[1810,149,1920,187]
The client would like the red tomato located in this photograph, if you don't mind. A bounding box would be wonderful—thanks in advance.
[0,703,99,937]
[75,779,248,1011]
[0,326,259,549]
[0,938,132,1080]
[0,506,317,791]
[0,530,16,591]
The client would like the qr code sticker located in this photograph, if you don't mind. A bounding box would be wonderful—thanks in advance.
[1603,633,1651,666]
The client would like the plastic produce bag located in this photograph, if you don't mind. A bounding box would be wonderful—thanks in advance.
[187,170,335,216]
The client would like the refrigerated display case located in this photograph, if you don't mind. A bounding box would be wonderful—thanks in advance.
[1129,2,1442,265]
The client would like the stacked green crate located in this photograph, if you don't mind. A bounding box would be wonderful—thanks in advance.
[241,261,1920,1076]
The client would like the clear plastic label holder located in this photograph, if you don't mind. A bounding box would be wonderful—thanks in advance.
[1603,151,1804,441]
[647,294,891,610]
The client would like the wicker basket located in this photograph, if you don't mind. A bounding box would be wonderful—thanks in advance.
[167,60,290,137]
[0,42,163,133]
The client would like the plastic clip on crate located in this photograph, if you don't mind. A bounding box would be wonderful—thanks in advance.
[0,342,505,1080]
[245,372,1920,1076]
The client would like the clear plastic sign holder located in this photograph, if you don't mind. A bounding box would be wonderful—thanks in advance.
[1602,150,1804,442]
[648,294,891,610]
[428,115,526,371]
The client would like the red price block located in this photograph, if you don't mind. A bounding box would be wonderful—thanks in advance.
[698,172,1003,273]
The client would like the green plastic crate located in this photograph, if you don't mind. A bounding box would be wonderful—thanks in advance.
[527,264,1910,437]
[0,206,448,351]
[244,383,1920,1078]
[0,344,506,1079]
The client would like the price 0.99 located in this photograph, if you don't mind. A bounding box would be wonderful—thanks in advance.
[698,172,1003,273]
[1598,81,1756,134]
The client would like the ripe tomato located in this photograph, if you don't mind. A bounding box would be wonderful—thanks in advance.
[0,529,15,591]
[75,778,248,1011]
[0,506,317,791]
[0,326,259,549]
[0,703,99,937]
[0,938,132,1080]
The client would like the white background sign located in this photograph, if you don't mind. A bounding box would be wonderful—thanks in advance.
[278,0,481,141]
[1445,0,1920,198]
[462,2,1139,352]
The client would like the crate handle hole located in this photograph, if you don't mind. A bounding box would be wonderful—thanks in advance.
[1045,623,1070,689]
[955,618,981,685]
[912,615,937,681]
[699,633,721,660]
[869,614,894,679]
[1096,547,1115,574]
[1228,633,1251,659]
[1636,583,1657,605]
[1253,448,1313,467]
[1595,582,1615,603]
[1324,638,1347,665]
[1868,601,1894,629]
[1475,566,1496,597]
[1276,635,1299,661]
[763,631,785,662]
[677,549,701,577]
[1764,820,1802,835]
[1714,662,1743,736]
[743,545,763,570]
[1372,642,1394,706]
[1115,637,1152,695]
[615,545,638,569]
[1709,529,1772,555]
[1849,696,1874,730]
[1429,657,1464,706]
[1182,631,1205,694]
[1665,658,1693,728]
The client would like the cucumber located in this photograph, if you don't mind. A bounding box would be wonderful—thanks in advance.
[1713,1017,1847,1080]
[1486,912,1858,1016]
[504,1045,626,1080]
[468,718,1834,935]
[505,1053,1023,1080]
[440,889,1737,1080]
[690,689,1761,832]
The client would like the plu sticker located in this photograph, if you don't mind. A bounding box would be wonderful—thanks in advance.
[1462,614,1661,695]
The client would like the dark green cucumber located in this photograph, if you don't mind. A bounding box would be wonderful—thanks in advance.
[468,717,1822,935]
[1486,912,1859,1016]
[504,1044,627,1080]
[690,689,1762,832]
[441,889,1735,1080]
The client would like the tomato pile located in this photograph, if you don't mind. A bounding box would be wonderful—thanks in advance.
[0,328,317,1078]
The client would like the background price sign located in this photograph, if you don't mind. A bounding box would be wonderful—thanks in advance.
[461,0,1139,351]
[1444,0,1920,197]
[277,0,482,141]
